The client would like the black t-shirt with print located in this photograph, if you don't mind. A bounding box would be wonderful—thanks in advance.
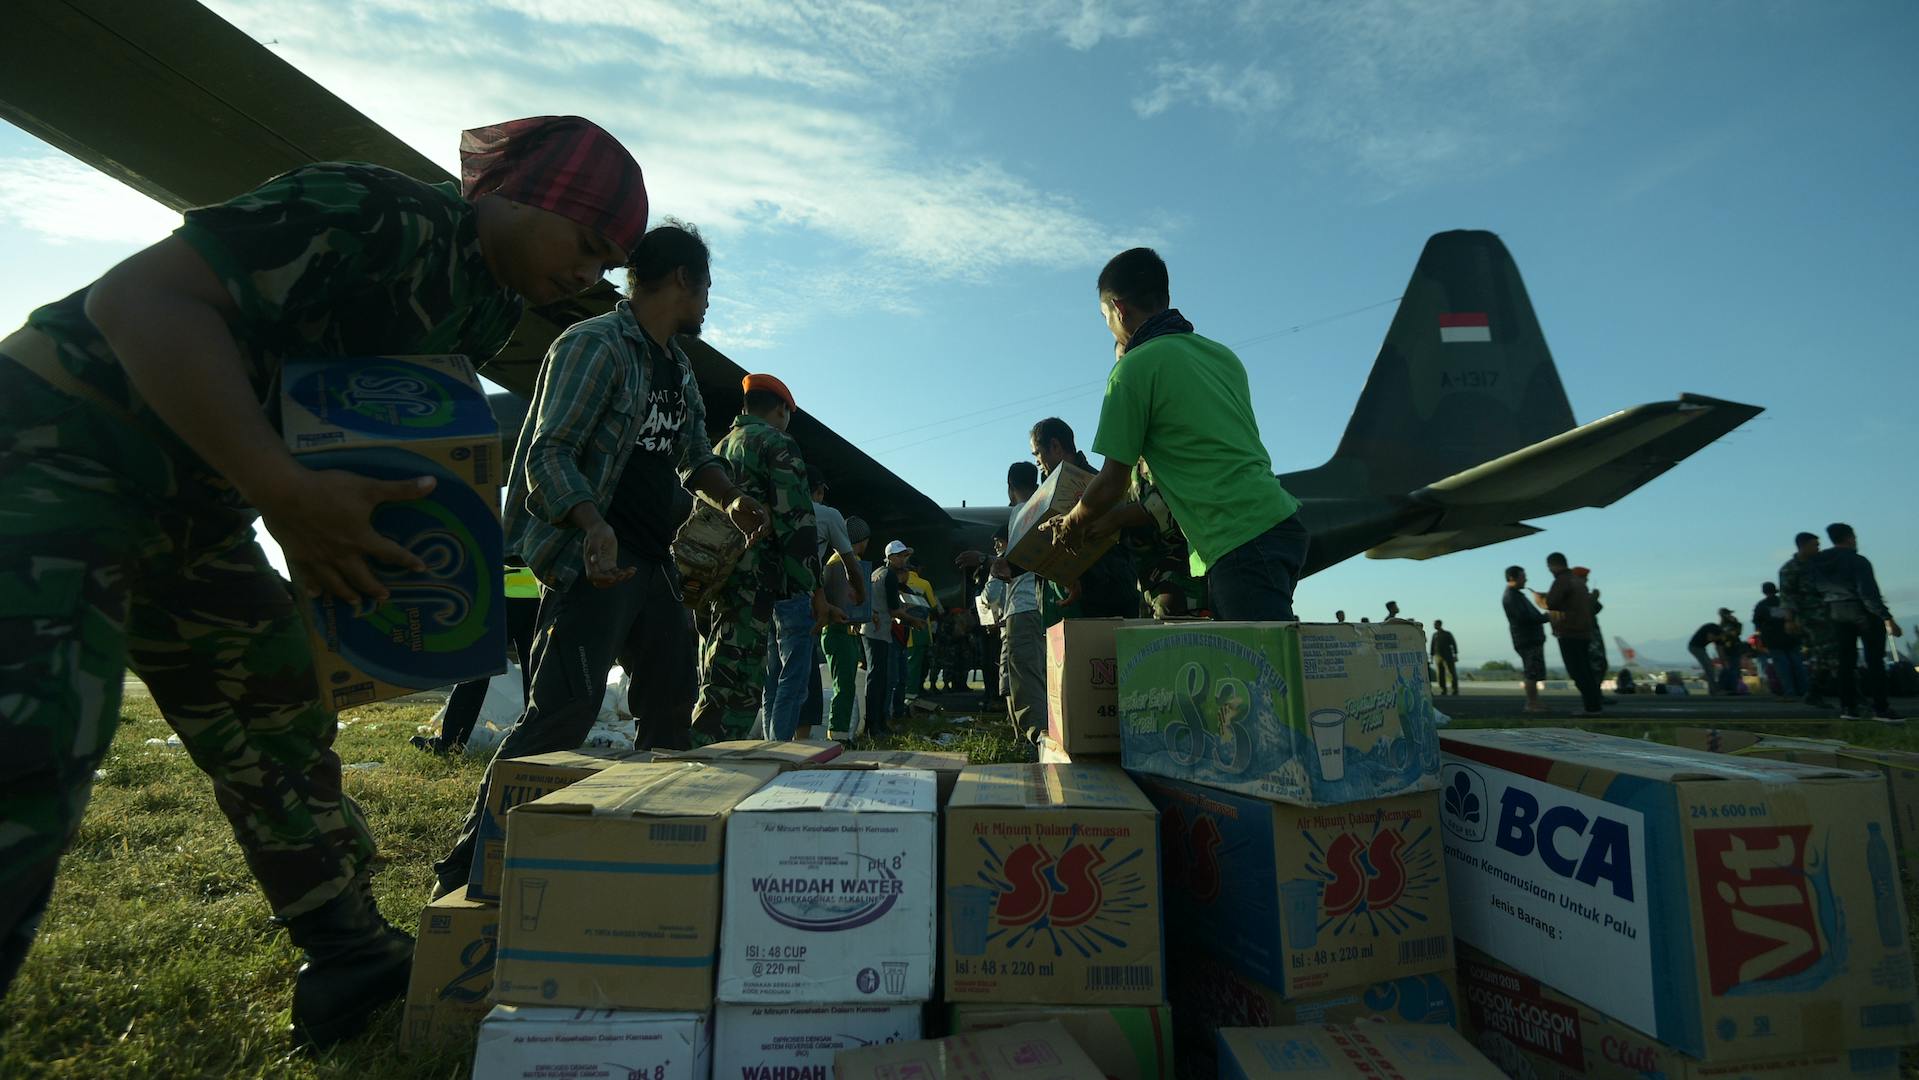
[606,344,692,562]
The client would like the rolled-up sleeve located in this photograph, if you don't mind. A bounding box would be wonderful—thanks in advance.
[523,329,615,525]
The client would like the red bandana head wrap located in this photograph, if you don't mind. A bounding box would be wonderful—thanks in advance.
[460,116,648,256]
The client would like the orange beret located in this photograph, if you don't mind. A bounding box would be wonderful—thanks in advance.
[742,373,795,411]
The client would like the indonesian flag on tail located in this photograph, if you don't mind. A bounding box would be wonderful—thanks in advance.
[1440,312,1490,343]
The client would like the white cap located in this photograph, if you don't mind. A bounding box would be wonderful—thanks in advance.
[885,540,912,556]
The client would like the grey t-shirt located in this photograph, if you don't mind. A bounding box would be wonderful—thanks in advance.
[814,500,853,563]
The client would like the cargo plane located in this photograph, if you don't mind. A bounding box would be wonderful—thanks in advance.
[3,0,1762,600]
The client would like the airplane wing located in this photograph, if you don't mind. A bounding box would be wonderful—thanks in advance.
[1363,523,1543,561]
[3,0,951,544]
[1402,393,1762,529]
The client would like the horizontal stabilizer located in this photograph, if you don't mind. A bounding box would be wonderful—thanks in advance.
[1366,523,1543,561]
[1409,393,1761,526]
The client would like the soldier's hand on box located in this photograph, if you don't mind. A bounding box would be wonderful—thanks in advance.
[727,495,770,544]
[265,470,433,606]
[582,522,636,588]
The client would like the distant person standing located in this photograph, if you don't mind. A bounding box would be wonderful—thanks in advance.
[1335,610,1347,623]
[1046,248,1310,621]
[1503,567,1552,713]
[1384,601,1413,624]
[1430,620,1459,696]
[1576,568,1609,679]
[861,541,920,737]
[817,517,870,739]
[1813,522,1903,722]
[1753,582,1806,698]
[1688,621,1723,692]
[1534,553,1602,715]
[1715,608,1746,691]
[1777,531,1833,708]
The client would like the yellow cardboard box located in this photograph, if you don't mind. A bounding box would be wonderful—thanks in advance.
[468,748,653,902]
[1217,1024,1503,1079]
[949,1005,1174,1080]
[492,761,779,1010]
[1047,618,1157,755]
[1137,773,1453,998]
[944,763,1163,1005]
[280,354,507,709]
[1440,728,1919,1061]
[834,1021,1104,1080]
[399,886,499,1051]
[1037,735,1117,767]
[1674,727,1919,890]
[1006,461,1119,585]
[1457,943,1902,1079]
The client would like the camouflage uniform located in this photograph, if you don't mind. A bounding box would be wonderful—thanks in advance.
[692,415,817,740]
[1778,553,1833,699]
[0,163,520,993]
[1124,461,1206,617]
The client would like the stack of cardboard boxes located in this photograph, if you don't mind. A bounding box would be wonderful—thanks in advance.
[1107,620,1461,1078]
[1439,727,1918,1079]
[712,767,940,1071]
[943,763,1175,1080]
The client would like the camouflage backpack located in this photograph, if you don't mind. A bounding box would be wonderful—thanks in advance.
[672,501,745,608]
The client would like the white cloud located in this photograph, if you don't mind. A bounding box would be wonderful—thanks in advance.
[0,155,179,246]
[1133,61,1291,118]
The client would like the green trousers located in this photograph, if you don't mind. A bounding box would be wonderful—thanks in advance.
[820,626,863,734]
[0,364,372,996]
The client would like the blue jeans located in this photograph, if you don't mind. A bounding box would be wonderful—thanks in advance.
[761,595,817,740]
[1206,515,1310,621]
[1767,645,1808,697]
[863,635,895,734]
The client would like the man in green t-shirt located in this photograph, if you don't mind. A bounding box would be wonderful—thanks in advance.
[1048,247,1310,621]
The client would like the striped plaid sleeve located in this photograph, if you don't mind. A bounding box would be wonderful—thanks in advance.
[522,325,617,524]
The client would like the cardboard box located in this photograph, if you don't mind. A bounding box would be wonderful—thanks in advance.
[1137,774,1453,996]
[718,769,938,1003]
[493,761,779,1010]
[1037,735,1116,767]
[1168,953,1460,1080]
[1456,944,1902,1080]
[399,886,499,1051]
[281,354,506,709]
[1117,622,1440,807]
[950,1005,1174,1080]
[944,764,1163,1004]
[1674,728,1919,890]
[471,1005,710,1080]
[814,750,969,805]
[1439,727,1919,1061]
[1215,1024,1503,1079]
[469,748,653,902]
[1006,461,1119,585]
[834,1021,1105,1080]
[656,739,845,769]
[713,1004,922,1077]
[1047,618,1157,755]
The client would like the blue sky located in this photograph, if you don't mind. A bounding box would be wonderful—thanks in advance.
[2,0,1914,666]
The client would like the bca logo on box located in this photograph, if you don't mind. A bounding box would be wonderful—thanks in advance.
[1440,764,1488,843]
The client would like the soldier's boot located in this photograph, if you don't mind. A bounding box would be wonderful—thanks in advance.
[282,876,415,1049]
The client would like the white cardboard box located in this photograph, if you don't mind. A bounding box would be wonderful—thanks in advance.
[718,768,938,1003]
[471,1006,710,1080]
[713,1004,922,1077]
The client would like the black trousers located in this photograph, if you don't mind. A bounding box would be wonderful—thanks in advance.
[1559,636,1603,712]
[863,635,894,735]
[434,553,693,891]
[437,594,541,747]
[1830,603,1890,713]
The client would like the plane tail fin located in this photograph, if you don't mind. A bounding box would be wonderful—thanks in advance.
[1333,231,1576,491]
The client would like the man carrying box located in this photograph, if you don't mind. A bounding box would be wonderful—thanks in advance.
[1045,247,1310,621]
[433,223,766,898]
[0,115,647,1047]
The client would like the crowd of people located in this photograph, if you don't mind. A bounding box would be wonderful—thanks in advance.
[0,117,1315,1045]
[1686,524,1906,722]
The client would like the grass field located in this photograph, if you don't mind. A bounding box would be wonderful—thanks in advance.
[1,700,1913,1078]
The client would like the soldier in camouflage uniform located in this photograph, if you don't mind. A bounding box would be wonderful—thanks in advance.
[0,116,648,1047]
[1777,530,1833,707]
[692,375,829,741]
